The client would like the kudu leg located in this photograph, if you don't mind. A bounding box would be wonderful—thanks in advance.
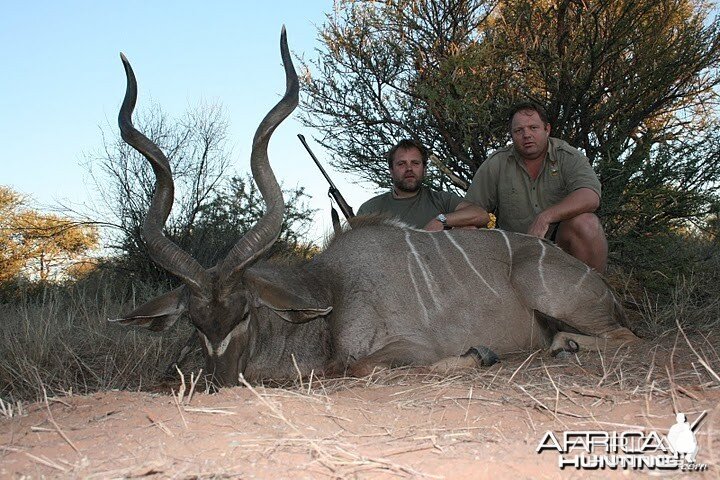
[346,339,446,377]
[510,241,639,353]
[429,346,499,373]
[550,327,638,356]
[347,341,499,377]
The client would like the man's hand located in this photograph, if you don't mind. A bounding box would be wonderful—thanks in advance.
[527,212,551,238]
[527,188,600,238]
[424,218,445,231]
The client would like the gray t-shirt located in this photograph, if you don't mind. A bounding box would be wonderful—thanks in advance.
[357,186,462,228]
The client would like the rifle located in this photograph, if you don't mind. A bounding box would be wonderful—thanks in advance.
[298,134,355,222]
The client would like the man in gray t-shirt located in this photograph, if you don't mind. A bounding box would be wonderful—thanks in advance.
[358,139,488,230]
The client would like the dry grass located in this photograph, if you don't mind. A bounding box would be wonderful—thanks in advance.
[0,397,23,419]
[2,332,719,478]
[250,334,720,474]
[0,275,194,404]
[245,333,719,432]
[615,268,720,338]
[220,335,720,476]
[237,373,435,478]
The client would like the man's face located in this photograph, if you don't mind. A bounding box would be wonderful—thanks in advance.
[510,109,551,161]
[390,147,425,193]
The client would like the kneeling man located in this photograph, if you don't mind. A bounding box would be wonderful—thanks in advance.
[465,102,608,272]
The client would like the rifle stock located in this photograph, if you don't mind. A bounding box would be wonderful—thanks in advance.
[298,134,355,221]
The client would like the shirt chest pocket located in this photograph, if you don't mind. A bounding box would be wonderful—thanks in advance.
[542,174,566,207]
[498,179,523,213]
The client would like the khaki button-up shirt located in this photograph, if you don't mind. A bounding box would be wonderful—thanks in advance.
[464,137,601,234]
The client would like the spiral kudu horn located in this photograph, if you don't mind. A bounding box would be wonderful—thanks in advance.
[217,27,299,284]
[118,53,209,294]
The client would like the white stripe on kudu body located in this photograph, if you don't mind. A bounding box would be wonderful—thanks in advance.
[405,232,441,314]
[576,266,592,291]
[537,239,549,293]
[497,230,512,261]
[445,231,500,297]
[406,254,432,325]
[429,232,463,287]
[494,229,513,276]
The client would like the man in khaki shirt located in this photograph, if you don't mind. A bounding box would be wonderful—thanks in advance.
[358,139,488,230]
[464,102,608,272]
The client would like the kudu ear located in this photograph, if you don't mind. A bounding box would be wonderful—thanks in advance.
[244,268,332,323]
[109,286,188,332]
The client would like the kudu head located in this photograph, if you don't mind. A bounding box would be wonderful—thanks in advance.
[111,28,302,387]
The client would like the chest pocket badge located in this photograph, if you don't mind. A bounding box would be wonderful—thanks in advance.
[549,160,558,176]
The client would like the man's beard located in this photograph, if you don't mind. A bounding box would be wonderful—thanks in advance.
[393,176,421,193]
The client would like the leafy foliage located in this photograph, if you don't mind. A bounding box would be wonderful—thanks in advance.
[303,0,500,190]
[302,0,720,283]
[184,175,317,266]
[0,188,25,284]
[0,186,99,283]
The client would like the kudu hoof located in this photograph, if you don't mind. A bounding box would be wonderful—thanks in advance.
[462,346,499,367]
[551,339,579,358]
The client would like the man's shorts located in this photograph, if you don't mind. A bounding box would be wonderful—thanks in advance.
[547,223,560,242]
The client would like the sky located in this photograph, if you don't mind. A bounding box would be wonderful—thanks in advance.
[1,1,378,243]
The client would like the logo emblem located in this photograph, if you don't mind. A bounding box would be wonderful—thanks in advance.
[536,411,708,472]
[667,411,705,463]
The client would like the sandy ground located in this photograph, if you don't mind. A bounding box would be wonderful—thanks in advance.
[2,334,719,479]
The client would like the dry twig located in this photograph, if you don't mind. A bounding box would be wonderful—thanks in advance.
[42,387,79,454]
[676,317,720,384]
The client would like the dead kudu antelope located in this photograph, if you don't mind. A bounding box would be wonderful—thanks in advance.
[111,28,638,387]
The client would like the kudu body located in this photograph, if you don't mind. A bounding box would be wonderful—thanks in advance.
[112,29,637,387]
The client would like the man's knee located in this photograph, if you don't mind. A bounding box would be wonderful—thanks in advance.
[558,213,604,244]
[556,214,608,272]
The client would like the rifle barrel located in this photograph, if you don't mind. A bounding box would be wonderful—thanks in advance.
[298,134,355,220]
[297,134,337,189]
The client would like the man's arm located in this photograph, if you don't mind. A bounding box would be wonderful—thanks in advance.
[527,188,600,238]
[424,201,490,231]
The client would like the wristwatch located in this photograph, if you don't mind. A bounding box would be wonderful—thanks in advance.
[436,213,450,229]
